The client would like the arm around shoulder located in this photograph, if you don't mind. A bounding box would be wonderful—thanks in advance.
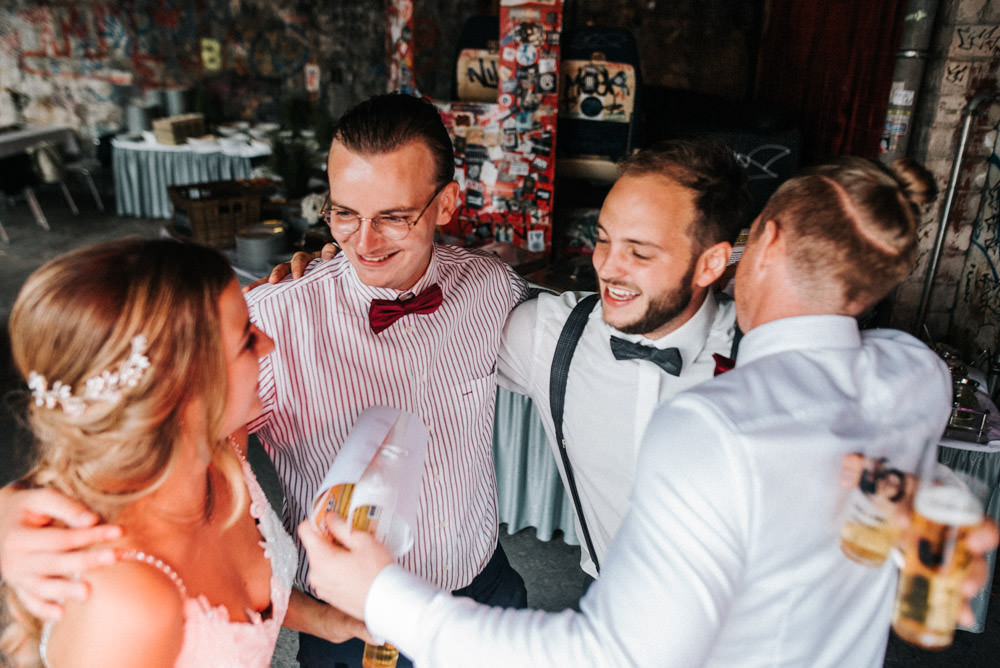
[43,560,185,668]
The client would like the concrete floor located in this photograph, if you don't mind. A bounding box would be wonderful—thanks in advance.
[1,187,997,667]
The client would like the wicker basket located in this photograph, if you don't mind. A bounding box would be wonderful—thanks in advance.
[153,113,205,145]
[168,181,262,248]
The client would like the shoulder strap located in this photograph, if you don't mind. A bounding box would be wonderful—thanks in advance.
[730,326,743,360]
[549,293,602,572]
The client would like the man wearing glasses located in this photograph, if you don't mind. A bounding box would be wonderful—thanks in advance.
[0,93,527,668]
[242,93,530,667]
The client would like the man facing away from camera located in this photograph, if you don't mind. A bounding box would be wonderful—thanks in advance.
[299,157,998,667]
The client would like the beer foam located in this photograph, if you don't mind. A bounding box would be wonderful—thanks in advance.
[914,485,982,527]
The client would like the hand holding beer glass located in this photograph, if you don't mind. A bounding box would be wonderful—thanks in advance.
[840,454,914,566]
[891,463,990,649]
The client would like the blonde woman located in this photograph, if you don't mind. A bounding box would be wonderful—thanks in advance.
[1,239,366,667]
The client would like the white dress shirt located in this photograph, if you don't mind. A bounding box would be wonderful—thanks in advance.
[498,289,736,574]
[245,245,527,591]
[363,315,952,667]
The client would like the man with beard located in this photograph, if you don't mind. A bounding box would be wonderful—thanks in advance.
[256,139,749,577]
[496,140,750,575]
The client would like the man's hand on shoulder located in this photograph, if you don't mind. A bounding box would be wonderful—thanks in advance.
[0,485,121,619]
[242,244,340,293]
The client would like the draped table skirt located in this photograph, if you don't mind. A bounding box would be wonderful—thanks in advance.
[112,138,269,219]
[493,388,579,545]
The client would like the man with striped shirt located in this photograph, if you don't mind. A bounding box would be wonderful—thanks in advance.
[0,94,529,668]
[243,93,529,668]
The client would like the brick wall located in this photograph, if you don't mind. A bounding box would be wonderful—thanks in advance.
[893,0,1000,358]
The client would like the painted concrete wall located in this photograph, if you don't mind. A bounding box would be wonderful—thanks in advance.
[0,1,386,144]
[896,0,1000,359]
[0,1,760,143]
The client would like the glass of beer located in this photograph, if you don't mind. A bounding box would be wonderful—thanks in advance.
[840,456,910,566]
[891,464,988,649]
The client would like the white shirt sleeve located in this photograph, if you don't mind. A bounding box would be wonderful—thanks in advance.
[496,297,541,395]
[364,395,752,667]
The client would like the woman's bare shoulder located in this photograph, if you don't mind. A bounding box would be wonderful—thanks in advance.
[45,558,186,667]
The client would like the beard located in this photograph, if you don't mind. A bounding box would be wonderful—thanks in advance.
[611,255,697,335]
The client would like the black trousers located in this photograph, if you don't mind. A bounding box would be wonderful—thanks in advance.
[297,543,527,668]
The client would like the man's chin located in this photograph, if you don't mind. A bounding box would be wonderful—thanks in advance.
[601,307,643,333]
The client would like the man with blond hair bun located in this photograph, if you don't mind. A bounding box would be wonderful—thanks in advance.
[300,157,1000,668]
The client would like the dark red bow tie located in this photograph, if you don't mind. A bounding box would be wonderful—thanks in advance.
[368,283,443,334]
[712,353,736,376]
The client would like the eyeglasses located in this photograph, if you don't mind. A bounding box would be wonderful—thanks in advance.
[320,182,447,241]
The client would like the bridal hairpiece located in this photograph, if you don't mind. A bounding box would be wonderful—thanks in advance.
[27,335,152,417]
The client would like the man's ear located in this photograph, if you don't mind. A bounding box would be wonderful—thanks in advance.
[693,241,733,288]
[754,219,783,269]
[434,182,462,227]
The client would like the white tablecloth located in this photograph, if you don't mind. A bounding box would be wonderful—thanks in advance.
[937,391,1000,633]
[0,125,77,159]
[112,137,270,218]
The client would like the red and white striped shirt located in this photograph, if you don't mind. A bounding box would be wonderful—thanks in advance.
[245,245,527,591]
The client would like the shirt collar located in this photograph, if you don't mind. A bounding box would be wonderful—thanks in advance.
[602,291,720,367]
[737,315,862,366]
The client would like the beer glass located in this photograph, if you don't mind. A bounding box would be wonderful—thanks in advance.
[891,464,988,649]
[840,456,910,566]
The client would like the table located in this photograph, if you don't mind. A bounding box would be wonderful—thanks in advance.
[0,125,78,159]
[937,392,1000,633]
[492,388,578,544]
[112,137,270,218]
[0,125,80,241]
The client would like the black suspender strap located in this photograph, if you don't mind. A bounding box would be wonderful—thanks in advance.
[549,292,602,572]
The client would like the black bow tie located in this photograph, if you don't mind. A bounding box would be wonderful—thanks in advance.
[610,336,683,376]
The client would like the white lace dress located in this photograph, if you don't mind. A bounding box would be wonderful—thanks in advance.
[41,457,297,667]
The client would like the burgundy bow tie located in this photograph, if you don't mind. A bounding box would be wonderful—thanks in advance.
[712,353,736,376]
[368,283,443,334]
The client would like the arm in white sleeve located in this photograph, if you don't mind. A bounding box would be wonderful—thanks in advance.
[496,298,541,395]
[364,396,751,667]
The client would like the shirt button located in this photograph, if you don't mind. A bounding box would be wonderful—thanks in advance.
[439,521,447,529]
[418,374,426,383]
[405,326,413,334]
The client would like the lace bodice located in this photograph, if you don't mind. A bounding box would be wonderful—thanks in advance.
[40,457,297,667]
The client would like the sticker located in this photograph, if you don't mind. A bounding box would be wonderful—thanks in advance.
[516,43,538,66]
[466,190,484,209]
[890,81,915,107]
[527,229,545,252]
[488,145,505,161]
[201,38,222,71]
[538,58,557,74]
[532,132,552,156]
[539,72,557,93]
[503,47,517,62]
[509,160,530,176]
[531,156,549,171]
[305,64,320,93]
[481,161,499,187]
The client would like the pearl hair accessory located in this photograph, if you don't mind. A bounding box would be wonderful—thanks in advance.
[27,335,151,417]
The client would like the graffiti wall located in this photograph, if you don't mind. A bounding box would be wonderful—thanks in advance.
[952,122,1000,356]
[0,1,386,142]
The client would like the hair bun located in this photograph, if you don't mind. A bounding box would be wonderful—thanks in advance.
[890,157,938,207]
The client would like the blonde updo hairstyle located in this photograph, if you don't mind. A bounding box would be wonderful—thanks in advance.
[755,156,937,313]
[2,239,246,666]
